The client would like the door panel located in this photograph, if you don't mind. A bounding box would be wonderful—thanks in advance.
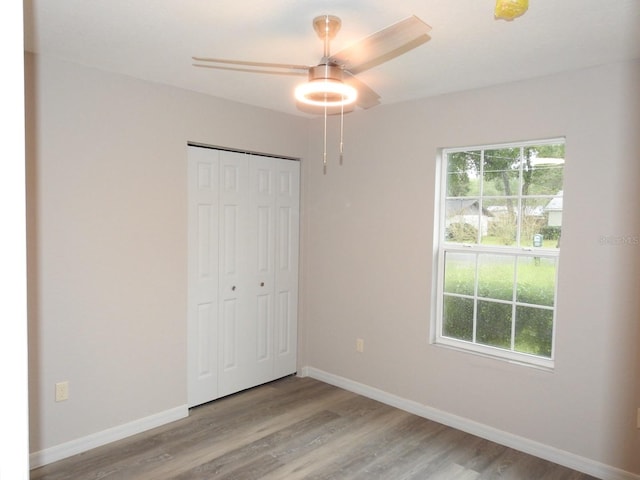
[196,302,214,375]
[187,147,219,407]
[256,206,271,273]
[221,298,238,371]
[217,151,251,397]
[221,205,239,276]
[276,291,291,355]
[274,160,300,377]
[247,156,276,386]
[256,293,271,362]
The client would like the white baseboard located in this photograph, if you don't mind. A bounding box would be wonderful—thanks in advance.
[300,366,639,480]
[30,405,188,469]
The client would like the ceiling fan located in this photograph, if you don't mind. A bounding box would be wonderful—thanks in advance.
[192,14,432,115]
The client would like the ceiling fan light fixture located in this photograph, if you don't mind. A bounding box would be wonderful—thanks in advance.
[295,63,358,107]
[295,79,358,107]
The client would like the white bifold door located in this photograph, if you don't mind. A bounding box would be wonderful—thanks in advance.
[187,146,300,407]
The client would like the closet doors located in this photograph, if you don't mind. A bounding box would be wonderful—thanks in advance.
[187,146,299,407]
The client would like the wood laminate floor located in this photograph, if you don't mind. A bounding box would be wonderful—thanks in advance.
[31,376,599,479]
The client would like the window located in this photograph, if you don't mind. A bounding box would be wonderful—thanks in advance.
[434,139,565,368]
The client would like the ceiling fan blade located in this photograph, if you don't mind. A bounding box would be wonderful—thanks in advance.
[329,15,431,75]
[343,71,381,109]
[193,63,307,77]
[192,56,309,72]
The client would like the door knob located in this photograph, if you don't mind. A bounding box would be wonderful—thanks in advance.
[260,282,265,287]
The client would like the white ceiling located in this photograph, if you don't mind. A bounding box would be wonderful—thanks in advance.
[24,0,640,117]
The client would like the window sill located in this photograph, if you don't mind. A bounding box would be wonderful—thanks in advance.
[433,338,555,372]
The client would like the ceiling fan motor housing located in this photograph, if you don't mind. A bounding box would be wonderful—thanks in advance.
[309,64,343,82]
[304,64,348,103]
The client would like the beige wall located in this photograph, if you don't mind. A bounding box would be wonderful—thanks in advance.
[302,60,640,474]
[26,50,640,476]
[25,52,308,453]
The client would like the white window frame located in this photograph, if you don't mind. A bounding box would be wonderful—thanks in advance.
[432,138,565,369]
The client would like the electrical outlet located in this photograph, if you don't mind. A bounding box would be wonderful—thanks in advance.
[356,338,364,353]
[55,381,69,402]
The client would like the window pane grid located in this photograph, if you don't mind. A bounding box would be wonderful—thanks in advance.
[442,292,555,310]
[444,194,562,249]
[436,139,564,367]
[441,253,556,357]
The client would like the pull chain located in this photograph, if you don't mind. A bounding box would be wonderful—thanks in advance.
[323,92,348,174]
[323,101,328,175]
[339,101,345,166]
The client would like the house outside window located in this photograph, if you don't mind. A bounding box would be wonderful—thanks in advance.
[433,139,565,368]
